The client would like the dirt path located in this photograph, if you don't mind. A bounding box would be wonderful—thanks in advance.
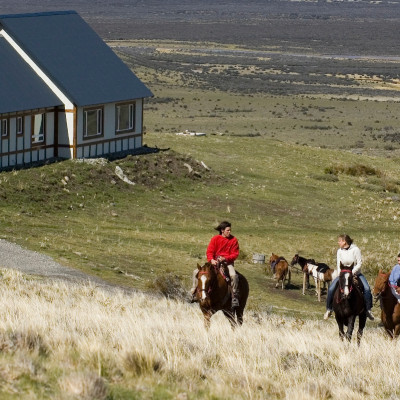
[0,239,114,288]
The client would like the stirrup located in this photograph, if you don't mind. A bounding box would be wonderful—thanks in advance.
[231,296,239,308]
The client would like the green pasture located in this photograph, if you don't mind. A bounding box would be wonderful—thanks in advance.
[1,130,400,319]
[1,42,400,320]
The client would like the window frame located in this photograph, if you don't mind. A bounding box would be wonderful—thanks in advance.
[115,102,136,134]
[31,113,46,145]
[83,107,104,139]
[1,118,9,138]
[16,116,24,135]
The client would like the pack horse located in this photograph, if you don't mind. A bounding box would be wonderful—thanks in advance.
[291,254,337,302]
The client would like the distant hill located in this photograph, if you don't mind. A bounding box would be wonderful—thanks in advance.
[3,0,400,55]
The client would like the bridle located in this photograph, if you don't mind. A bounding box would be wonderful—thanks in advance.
[374,274,390,304]
[338,268,353,299]
[197,265,219,299]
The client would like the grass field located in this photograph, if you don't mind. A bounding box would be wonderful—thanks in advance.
[0,268,399,400]
[2,42,400,320]
[1,38,400,398]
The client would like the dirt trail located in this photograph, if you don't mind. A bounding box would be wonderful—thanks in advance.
[0,239,114,288]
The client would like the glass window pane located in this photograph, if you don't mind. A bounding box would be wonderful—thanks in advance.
[32,114,45,143]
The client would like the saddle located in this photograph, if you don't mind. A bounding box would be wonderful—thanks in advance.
[214,261,231,284]
[271,257,286,274]
[307,259,329,274]
[353,275,364,294]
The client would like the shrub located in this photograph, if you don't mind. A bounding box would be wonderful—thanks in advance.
[147,272,187,300]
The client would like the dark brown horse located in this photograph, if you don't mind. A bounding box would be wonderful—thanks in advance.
[194,262,249,329]
[373,270,400,339]
[269,253,291,289]
[332,263,366,345]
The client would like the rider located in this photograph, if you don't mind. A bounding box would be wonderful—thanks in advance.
[190,221,240,308]
[323,234,374,321]
[388,252,400,303]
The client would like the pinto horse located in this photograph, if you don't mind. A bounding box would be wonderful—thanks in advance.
[291,254,337,301]
[373,270,400,339]
[269,253,291,289]
[332,263,366,345]
[194,262,249,329]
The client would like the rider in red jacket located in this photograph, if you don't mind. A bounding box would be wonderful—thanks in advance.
[191,221,240,308]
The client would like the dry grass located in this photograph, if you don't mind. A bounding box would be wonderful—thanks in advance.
[0,268,399,399]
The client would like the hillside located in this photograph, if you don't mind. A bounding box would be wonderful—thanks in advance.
[1,131,400,320]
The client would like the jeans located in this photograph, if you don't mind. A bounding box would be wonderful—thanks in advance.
[326,273,372,311]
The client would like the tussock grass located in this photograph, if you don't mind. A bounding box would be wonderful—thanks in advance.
[0,268,399,399]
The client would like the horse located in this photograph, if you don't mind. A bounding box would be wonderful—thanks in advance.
[373,270,400,339]
[290,254,337,301]
[194,262,249,330]
[332,263,366,345]
[269,253,291,289]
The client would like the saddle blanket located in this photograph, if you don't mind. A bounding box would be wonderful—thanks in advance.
[307,263,326,281]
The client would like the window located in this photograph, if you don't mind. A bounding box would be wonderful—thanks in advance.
[84,108,103,137]
[1,118,8,137]
[116,103,135,133]
[32,113,45,144]
[17,116,24,135]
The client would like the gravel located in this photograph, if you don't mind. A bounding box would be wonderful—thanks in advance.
[0,239,113,288]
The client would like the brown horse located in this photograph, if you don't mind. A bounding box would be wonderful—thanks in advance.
[269,253,291,289]
[332,263,366,345]
[194,262,249,329]
[373,270,400,339]
[291,254,337,301]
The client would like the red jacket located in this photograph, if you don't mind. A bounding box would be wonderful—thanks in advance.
[206,234,239,264]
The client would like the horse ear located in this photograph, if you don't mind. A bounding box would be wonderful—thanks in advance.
[197,263,201,270]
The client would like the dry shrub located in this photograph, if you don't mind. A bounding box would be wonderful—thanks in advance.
[147,272,187,300]
[0,330,49,356]
[123,350,163,376]
[58,372,108,400]
[325,163,379,177]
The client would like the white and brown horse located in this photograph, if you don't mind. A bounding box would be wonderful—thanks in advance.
[291,254,337,301]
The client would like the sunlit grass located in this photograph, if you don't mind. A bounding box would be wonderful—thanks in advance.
[0,268,398,399]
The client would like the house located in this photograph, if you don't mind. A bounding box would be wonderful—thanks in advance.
[0,10,153,169]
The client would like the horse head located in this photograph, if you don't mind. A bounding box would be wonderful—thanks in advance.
[270,253,279,264]
[196,262,217,306]
[373,270,390,300]
[338,262,355,299]
[290,254,299,266]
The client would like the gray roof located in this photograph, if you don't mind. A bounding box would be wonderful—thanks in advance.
[0,10,152,107]
[0,37,63,114]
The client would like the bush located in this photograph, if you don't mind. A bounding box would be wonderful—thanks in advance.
[147,272,187,300]
[326,163,380,177]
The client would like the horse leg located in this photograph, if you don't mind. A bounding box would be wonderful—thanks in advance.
[203,311,212,330]
[357,314,367,346]
[302,272,306,295]
[346,316,356,343]
[317,279,321,302]
[393,324,400,339]
[337,321,345,341]
[223,309,237,330]
[235,307,244,326]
